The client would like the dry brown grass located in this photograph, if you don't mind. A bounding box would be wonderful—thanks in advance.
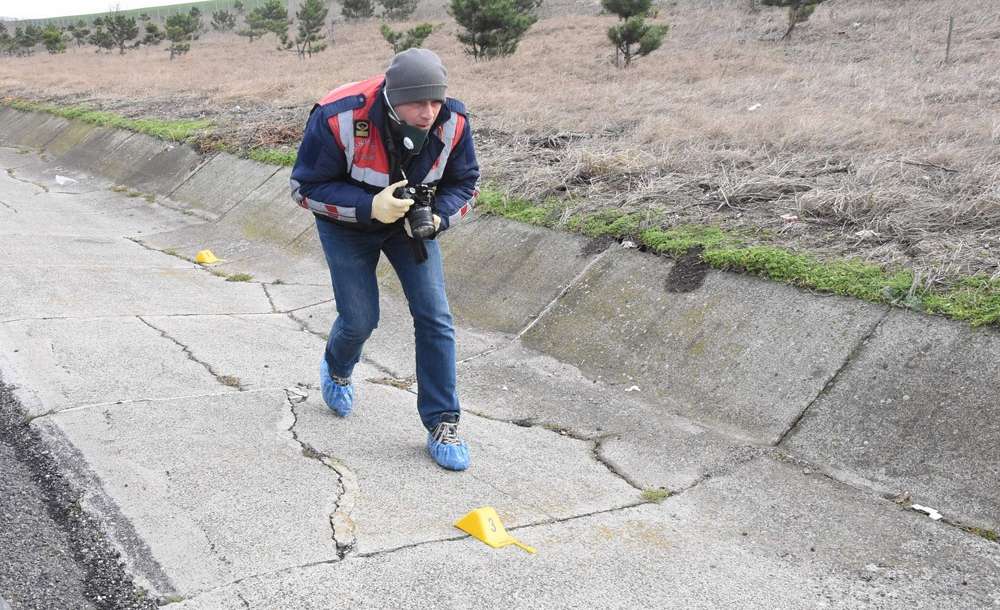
[2,0,998,280]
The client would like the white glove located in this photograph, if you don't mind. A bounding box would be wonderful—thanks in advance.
[371,179,413,224]
[404,214,442,238]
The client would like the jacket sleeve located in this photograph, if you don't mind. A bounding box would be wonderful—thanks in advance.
[432,115,480,232]
[290,106,375,224]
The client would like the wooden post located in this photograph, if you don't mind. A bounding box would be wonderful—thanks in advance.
[945,16,954,64]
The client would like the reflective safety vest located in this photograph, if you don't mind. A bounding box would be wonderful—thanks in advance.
[318,75,466,190]
[290,75,479,228]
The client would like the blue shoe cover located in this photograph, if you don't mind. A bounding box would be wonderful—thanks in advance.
[320,359,353,417]
[426,417,470,471]
[427,438,470,471]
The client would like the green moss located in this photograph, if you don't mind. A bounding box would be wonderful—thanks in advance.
[963,526,999,542]
[640,225,731,256]
[923,276,1000,327]
[226,273,254,282]
[476,188,561,227]
[249,148,297,166]
[703,246,915,304]
[641,488,671,503]
[566,209,643,239]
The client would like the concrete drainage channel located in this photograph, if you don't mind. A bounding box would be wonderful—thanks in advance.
[1,106,999,607]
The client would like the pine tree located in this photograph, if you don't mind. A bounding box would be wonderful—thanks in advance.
[294,0,329,58]
[165,12,198,59]
[602,0,666,67]
[0,22,14,56]
[212,10,237,31]
[448,0,542,59]
[760,0,825,39]
[41,25,66,53]
[379,0,419,21]
[88,27,116,53]
[68,20,91,47]
[104,9,139,54]
[342,0,376,21]
[143,22,166,45]
[189,6,204,33]
[241,0,289,46]
[380,23,433,53]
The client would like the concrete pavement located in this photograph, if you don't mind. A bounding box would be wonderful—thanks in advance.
[1,108,998,608]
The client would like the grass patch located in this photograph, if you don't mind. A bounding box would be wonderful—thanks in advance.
[641,225,731,256]
[4,98,212,143]
[144,194,156,203]
[641,488,671,503]
[478,195,1000,327]
[964,527,999,542]
[249,148,297,166]
[225,273,254,282]
[704,246,916,305]
[475,188,564,227]
[923,276,1000,327]
[567,209,643,239]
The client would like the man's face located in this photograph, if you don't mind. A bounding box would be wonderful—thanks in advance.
[393,99,443,131]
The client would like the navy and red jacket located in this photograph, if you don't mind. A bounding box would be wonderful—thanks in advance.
[290,75,480,232]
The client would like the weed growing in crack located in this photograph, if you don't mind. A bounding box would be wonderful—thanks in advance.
[219,375,241,388]
[226,273,253,282]
[963,526,999,543]
[641,488,670,503]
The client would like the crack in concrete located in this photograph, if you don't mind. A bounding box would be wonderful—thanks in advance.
[235,591,251,610]
[260,283,278,313]
[460,406,649,495]
[774,307,892,447]
[283,310,402,380]
[137,316,246,391]
[514,244,614,341]
[768,448,1000,546]
[0,198,18,213]
[283,389,357,560]
[592,436,645,491]
[5,167,49,192]
[455,345,503,366]
[279,297,334,315]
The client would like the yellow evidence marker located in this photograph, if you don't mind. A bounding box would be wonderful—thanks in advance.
[454,507,536,554]
[195,249,219,264]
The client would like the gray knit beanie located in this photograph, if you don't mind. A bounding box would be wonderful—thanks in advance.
[384,49,448,106]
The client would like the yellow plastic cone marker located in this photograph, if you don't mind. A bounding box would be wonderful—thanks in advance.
[195,249,219,264]
[454,507,536,554]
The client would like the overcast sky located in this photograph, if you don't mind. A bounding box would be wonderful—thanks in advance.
[0,1,200,20]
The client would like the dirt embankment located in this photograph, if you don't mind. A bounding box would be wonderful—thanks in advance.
[2,0,998,285]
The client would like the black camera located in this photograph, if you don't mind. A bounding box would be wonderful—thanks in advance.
[395,184,437,239]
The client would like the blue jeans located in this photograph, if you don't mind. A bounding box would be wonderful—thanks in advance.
[315,218,459,431]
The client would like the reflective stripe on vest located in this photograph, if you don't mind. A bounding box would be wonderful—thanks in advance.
[422,113,465,184]
[289,177,359,223]
[334,107,391,188]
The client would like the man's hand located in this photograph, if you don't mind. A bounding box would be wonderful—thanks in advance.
[372,179,413,224]
[404,214,441,238]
